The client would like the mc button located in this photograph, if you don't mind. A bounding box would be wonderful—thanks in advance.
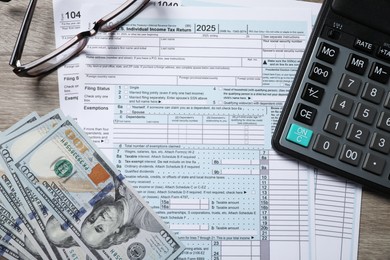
[316,42,339,64]
[294,103,317,125]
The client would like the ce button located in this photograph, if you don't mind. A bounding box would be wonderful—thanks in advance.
[294,103,317,125]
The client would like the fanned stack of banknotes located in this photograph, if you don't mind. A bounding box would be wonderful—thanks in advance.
[0,109,184,260]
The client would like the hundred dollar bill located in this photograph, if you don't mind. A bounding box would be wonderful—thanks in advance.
[0,114,50,259]
[0,203,38,260]
[0,110,88,260]
[0,194,47,259]
[13,117,185,260]
[0,240,20,260]
[0,162,48,259]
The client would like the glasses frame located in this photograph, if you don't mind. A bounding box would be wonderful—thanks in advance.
[9,0,150,77]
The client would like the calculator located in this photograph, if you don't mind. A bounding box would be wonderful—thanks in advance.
[272,0,390,193]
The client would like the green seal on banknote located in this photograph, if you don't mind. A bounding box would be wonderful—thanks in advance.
[54,159,73,178]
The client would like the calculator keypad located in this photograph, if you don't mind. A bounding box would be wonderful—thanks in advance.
[346,123,370,145]
[368,62,390,83]
[353,103,376,125]
[339,144,362,166]
[362,153,386,175]
[309,62,332,84]
[294,103,317,125]
[312,134,339,157]
[324,115,347,136]
[361,83,384,104]
[346,53,368,75]
[369,132,390,154]
[331,94,354,115]
[301,83,324,105]
[338,74,361,95]
[279,36,390,192]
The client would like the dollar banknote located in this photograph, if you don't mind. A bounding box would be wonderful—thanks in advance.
[0,163,54,259]
[0,240,20,260]
[0,113,51,259]
[13,117,185,260]
[0,202,38,260]
[0,110,88,259]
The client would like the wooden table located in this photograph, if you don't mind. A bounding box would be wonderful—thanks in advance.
[0,0,390,259]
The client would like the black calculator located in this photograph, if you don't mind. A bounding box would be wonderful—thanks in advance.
[272,0,390,193]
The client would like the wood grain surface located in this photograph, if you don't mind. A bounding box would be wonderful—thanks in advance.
[0,0,389,259]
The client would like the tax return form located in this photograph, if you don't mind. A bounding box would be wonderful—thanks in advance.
[200,2,362,260]
[53,1,361,259]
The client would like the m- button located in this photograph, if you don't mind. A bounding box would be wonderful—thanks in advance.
[316,42,339,64]
[369,62,390,84]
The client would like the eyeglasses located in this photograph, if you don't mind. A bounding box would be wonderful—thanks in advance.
[9,0,150,77]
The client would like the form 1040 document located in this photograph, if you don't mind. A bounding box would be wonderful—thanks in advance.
[77,5,316,260]
[53,1,362,259]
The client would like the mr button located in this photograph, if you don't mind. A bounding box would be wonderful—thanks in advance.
[346,53,368,75]
[294,103,317,125]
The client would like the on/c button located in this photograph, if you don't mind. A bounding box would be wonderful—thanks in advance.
[286,123,313,147]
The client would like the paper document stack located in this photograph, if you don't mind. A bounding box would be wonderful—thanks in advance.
[0,109,185,260]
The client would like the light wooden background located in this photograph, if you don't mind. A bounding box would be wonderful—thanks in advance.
[0,0,389,259]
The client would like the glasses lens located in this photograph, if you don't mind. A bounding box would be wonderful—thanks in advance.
[27,38,88,76]
[100,0,149,32]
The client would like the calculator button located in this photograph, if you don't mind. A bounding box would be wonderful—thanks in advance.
[294,103,317,125]
[353,103,377,125]
[362,153,386,175]
[369,132,390,154]
[377,111,390,132]
[346,124,370,145]
[286,123,313,147]
[377,46,390,62]
[346,53,368,75]
[361,83,384,104]
[316,42,339,64]
[313,134,339,157]
[301,83,324,105]
[354,38,374,53]
[309,62,332,84]
[331,94,354,116]
[368,62,390,84]
[384,92,390,109]
[338,73,361,95]
[327,29,341,40]
[324,114,347,137]
[339,144,362,166]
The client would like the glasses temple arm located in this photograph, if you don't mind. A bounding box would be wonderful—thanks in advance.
[9,0,38,67]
